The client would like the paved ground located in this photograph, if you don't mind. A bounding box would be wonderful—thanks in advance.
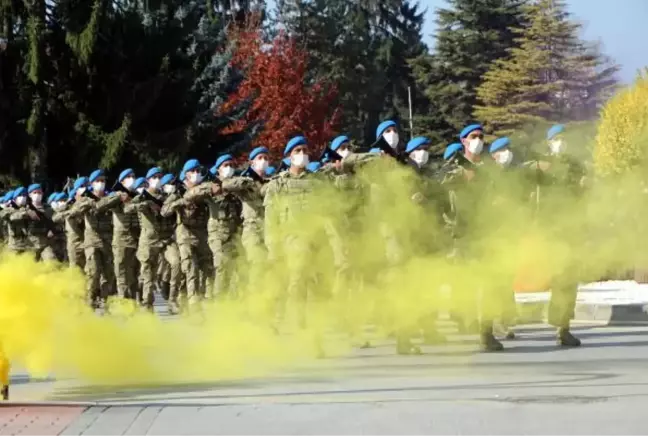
[3,322,648,434]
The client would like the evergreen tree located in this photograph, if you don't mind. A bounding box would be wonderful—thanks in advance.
[474,0,619,136]
[412,0,526,145]
[275,0,427,146]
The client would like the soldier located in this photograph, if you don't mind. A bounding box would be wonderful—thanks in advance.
[524,124,583,347]
[161,159,218,309]
[49,192,69,262]
[67,169,129,308]
[264,136,318,330]
[203,154,244,298]
[2,187,30,255]
[0,190,13,246]
[218,146,271,296]
[130,167,181,312]
[442,125,504,352]
[9,184,58,262]
[158,173,184,310]
[111,169,140,301]
[52,177,87,271]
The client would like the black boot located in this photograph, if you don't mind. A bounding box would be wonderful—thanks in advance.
[480,322,504,352]
[396,333,422,355]
[557,327,581,347]
[160,282,171,301]
[1,385,8,401]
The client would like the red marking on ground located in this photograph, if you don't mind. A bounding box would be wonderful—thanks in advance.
[0,406,85,435]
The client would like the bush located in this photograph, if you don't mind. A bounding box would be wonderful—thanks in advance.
[594,69,648,176]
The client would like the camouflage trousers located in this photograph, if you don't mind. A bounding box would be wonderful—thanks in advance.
[178,240,211,306]
[33,245,58,262]
[85,245,116,305]
[67,242,85,271]
[137,242,181,307]
[113,245,139,300]
[240,224,266,292]
[208,228,240,298]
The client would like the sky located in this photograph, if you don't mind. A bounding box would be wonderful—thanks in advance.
[421,0,647,83]
[265,0,646,84]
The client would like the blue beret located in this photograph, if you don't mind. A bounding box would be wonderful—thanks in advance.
[160,173,175,187]
[281,157,291,168]
[209,165,217,176]
[215,154,234,171]
[459,124,483,140]
[72,177,88,193]
[306,161,322,173]
[547,124,565,140]
[89,169,105,183]
[146,167,162,180]
[13,187,26,199]
[47,192,57,204]
[28,183,42,193]
[369,147,381,154]
[133,177,147,190]
[489,137,511,153]
[182,159,200,173]
[180,170,186,181]
[118,168,135,182]
[249,147,269,161]
[376,120,397,139]
[54,192,65,202]
[265,166,277,176]
[444,143,464,161]
[405,136,431,154]
[331,135,350,151]
[284,136,308,156]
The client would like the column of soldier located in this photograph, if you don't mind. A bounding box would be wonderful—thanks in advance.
[0,119,583,363]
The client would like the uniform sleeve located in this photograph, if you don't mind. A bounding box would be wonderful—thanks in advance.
[95,194,123,212]
[183,183,213,204]
[341,152,379,172]
[9,208,30,222]
[160,194,186,217]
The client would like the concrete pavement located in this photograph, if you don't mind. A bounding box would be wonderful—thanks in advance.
[4,323,648,434]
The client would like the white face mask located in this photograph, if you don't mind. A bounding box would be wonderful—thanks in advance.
[291,153,309,168]
[92,181,105,193]
[253,159,269,172]
[148,178,160,190]
[57,201,67,209]
[338,149,351,159]
[15,196,26,207]
[549,139,563,154]
[136,187,145,195]
[496,149,513,166]
[29,193,43,205]
[77,187,86,196]
[410,149,429,166]
[467,138,483,155]
[220,166,235,179]
[122,177,135,189]
[188,172,202,184]
[383,131,399,149]
[163,185,176,194]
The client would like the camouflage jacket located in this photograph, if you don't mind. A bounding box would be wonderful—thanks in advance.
[129,191,175,248]
[0,206,29,251]
[112,200,140,248]
[220,176,265,231]
[67,194,122,249]
[8,204,54,250]
[160,184,210,246]
[53,205,85,248]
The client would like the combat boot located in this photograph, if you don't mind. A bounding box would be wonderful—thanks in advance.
[396,333,422,355]
[1,385,8,401]
[422,328,447,345]
[480,332,504,352]
[557,327,581,347]
[160,282,171,301]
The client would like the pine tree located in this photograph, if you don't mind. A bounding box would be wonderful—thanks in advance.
[474,0,619,136]
[413,0,527,145]
[275,0,426,146]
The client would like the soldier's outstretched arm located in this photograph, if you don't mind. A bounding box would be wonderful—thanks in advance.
[95,194,123,212]
[160,195,185,217]
[8,209,29,222]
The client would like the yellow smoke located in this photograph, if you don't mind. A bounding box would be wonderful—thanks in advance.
[2,79,648,388]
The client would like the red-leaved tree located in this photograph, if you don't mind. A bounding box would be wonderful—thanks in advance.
[221,23,341,161]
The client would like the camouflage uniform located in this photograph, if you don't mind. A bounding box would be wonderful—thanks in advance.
[9,204,57,261]
[130,192,181,310]
[67,194,122,306]
[53,205,85,270]
[220,177,265,292]
[161,185,211,306]
[0,207,29,254]
[112,201,141,300]
[205,188,242,298]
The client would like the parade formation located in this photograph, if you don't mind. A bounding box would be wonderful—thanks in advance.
[0,119,597,402]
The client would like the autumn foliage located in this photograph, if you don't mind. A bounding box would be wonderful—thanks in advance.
[221,23,341,161]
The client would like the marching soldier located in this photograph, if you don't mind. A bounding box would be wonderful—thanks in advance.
[52,177,87,271]
[3,188,30,255]
[112,169,140,301]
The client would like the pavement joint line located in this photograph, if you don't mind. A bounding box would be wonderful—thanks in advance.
[0,401,99,407]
